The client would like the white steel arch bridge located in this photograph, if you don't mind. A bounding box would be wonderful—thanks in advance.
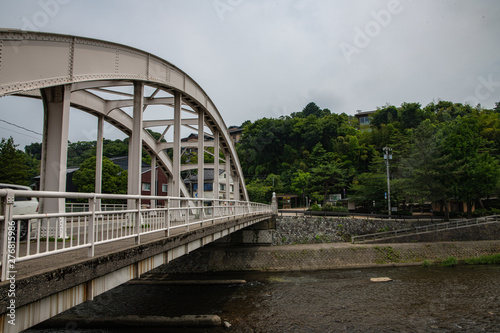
[0,29,247,205]
[0,30,273,332]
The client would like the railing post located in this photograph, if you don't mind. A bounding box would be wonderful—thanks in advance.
[165,198,170,237]
[1,190,14,281]
[88,195,96,257]
[135,198,141,245]
[212,200,216,224]
[271,192,278,215]
[186,200,190,232]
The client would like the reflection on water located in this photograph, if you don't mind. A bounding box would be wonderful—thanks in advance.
[27,265,500,333]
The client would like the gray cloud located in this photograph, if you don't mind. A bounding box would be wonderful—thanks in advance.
[0,0,499,148]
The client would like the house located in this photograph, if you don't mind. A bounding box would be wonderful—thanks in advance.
[354,110,376,128]
[35,156,170,207]
[228,127,244,144]
[183,169,234,200]
[108,157,169,206]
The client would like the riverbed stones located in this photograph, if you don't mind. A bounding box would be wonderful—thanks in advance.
[370,277,393,282]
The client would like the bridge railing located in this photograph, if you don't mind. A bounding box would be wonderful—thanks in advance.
[0,189,271,281]
[351,215,500,244]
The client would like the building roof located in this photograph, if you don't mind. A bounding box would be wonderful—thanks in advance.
[181,133,214,142]
[183,169,225,183]
[354,110,376,117]
[109,156,150,171]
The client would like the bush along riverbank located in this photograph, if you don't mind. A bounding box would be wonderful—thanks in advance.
[423,253,500,268]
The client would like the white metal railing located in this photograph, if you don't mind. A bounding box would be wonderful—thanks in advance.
[65,203,127,213]
[351,215,500,244]
[0,189,272,281]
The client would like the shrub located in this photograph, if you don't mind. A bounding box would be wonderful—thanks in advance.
[422,260,432,267]
[310,204,321,211]
[464,253,500,265]
[323,203,335,211]
[441,256,458,267]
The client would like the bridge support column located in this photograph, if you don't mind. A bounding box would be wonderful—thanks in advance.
[225,153,231,199]
[213,130,220,200]
[40,85,71,237]
[172,91,181,199]
[95,115,104,211]
[150,155,157,209]
[197,111,204,199]
[128,82,144,204]
[234,173,240,201]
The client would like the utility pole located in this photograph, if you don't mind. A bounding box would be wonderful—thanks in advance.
[383,146,392,218]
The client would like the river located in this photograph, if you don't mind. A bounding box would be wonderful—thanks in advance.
[26,265,500,332]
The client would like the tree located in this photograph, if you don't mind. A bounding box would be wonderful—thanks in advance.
[399,120,455,218]
[291,102,329,118]
[370,105,399,128]
[245,179,272,203]
[399,102,424,130]
[439,116,500,218]
[494,101,500,113]
[350,172,387,212]
[310,161,345,205]
[72,156,128,194]
[291,169,311,206]
[0,137,30,185]
[25,142,42,160]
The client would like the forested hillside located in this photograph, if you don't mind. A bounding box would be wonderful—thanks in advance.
[2,100,499,219]
[237,101,500,218]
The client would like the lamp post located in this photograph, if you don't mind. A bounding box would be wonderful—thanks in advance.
[383,146,392,218]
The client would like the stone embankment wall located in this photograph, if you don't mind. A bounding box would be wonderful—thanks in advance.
[149,216,500,274]
[273,216,500,245]
[273,216,431,245]
[155,241,500,273]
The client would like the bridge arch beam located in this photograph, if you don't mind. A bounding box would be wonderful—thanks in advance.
[0,30,248,203]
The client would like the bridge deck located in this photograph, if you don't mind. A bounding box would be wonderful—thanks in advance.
[0,212,273,332]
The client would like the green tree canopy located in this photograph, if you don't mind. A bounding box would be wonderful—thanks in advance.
[0,137,31,185]
[72,156,128,194]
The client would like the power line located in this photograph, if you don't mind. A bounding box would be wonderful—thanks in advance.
[0,118,42,136]
[0,126,41,141]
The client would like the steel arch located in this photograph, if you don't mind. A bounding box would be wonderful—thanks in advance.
[0,29,248,200]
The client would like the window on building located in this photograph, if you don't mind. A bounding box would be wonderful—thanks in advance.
[142,182,151,191]
[230,185,234,192]
[162,184,168,193]
[194,183,213,192]
[220,184,226,191]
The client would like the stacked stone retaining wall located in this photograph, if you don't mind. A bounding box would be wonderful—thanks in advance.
[153,241,500,273]
[273,216,432,245]
[273,216,500,245]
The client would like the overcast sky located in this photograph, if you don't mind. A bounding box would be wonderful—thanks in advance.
[1,0,499,148]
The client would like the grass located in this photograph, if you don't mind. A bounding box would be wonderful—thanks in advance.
[422,260,432,267]
[441,256,458,267]
[464,253,500,265]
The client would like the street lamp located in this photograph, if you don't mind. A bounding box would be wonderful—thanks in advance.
[383,146,392,218]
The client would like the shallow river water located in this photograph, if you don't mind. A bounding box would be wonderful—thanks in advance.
[27,265,500,333]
